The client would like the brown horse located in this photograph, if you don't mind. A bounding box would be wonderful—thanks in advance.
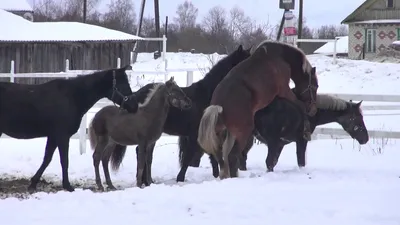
[197,43,318,179]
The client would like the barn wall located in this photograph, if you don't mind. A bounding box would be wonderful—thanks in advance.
[0,41,135,84]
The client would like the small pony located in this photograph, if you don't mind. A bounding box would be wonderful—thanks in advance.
[88,77,192,190]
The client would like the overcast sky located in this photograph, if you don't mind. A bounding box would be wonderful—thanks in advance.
[28,0,366,28]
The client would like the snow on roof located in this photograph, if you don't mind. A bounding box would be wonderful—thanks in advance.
[314,36,348,55]
[0,9,143,42]
[0,0,33,12]
[349,19,400,24]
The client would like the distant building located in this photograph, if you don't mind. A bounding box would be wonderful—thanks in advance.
[0,0,34,21]
[341,0,400,59]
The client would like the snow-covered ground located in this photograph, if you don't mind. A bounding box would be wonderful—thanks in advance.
[1,53,400,225]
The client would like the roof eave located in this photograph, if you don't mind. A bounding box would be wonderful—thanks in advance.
[341,0,378,25]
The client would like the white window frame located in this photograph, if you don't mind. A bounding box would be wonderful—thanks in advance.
[366,29,376,53]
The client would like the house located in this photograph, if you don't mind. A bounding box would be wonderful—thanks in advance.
[0,9,143,84]
[0,0,34,21]
[341,0,400,59]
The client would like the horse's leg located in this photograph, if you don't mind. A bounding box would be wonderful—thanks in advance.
[102,142,117,190]
[238,135,254,171]
[296,138,308,168]
[220,131,236,179]
[55,134,74,192]
[209,154,219,178]
[28,136,58,192]
[279,89,312,141]
[265,140,284,172]
[136,143,147,188]
[144,142,156,186]
[176,135,198,182]
[92,136,108,191]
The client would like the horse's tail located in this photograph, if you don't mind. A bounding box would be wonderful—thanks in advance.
[88,119,97,151]
[197,105,223,156]
[110,144,127,171]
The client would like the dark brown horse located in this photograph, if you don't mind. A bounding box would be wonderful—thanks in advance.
[197,43,318,179]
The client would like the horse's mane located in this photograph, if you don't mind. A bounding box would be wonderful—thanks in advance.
[138,82,164,108]
[250,40,313,76]
[316,94,348,111]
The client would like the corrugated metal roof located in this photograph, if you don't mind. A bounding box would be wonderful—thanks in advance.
[0,9,143,42]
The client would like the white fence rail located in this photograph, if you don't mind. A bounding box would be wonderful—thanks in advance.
[2,65,400,154]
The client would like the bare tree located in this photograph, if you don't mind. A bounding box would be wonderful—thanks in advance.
[229,6,252,41]
[102,0,137,33]
[174,0,198,31]
[315,24,348,39]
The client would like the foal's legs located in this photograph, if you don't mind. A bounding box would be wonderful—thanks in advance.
[102,142,117,190]
[136,143,147,188]
[29,136,58,192]
[144,142,155,186]
[92,136,108,191]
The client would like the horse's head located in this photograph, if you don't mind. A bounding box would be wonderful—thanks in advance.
[294,66,319,116]
[225,44,252,68]
[337,100,369,145]
[107,65,134,106]
[165,76,192,110]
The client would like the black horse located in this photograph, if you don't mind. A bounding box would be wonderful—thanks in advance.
[109,45,252,183]
[0,65,135,192]
[189,91,369,177]
[239,92,369,172]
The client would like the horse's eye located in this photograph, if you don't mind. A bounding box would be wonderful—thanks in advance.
[353,126,359,131]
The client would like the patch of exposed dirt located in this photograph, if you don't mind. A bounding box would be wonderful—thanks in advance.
[0,175,116,200]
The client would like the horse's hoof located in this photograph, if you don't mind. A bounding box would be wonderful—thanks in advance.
[27,185,37,194]
[107,186,117,191]
[267,168,274,172]
[239,166,247,171]
[63,184,75,192]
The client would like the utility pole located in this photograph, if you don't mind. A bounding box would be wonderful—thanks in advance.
[154,0,161,55]
[83,0,87,23]
[298,0,304,47]
[132,0,146,63]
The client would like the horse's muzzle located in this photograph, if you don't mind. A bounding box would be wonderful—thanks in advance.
[307,104,318,117]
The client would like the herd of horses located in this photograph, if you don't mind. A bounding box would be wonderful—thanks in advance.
[0,40,370,193]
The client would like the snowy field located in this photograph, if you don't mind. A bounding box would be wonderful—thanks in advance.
[1,53,400,225]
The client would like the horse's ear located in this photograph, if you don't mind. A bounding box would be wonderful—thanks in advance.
[246,45,253,53]
[170,76,175,82]
[356,100,363,107]
[311,67,316,74]
[237,45,243,52]
[120,65,132,71]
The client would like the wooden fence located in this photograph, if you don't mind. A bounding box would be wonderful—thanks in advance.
[1,66,400,155]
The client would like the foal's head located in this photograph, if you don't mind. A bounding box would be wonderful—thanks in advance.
[165,77,192,110]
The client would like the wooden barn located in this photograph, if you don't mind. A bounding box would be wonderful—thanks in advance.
[0,9,142,83]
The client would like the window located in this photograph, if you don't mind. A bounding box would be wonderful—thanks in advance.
[387,0,394,8]
[365,29,376,53]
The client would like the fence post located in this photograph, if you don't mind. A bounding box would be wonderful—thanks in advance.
[65,59,70,72]
[117,57,121,68]
[186,71,193,86]
[333,37,338,64]
[162,34,167,62]
[10,60,15,83]
[164,59,168,82]
[79,114,87,155]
